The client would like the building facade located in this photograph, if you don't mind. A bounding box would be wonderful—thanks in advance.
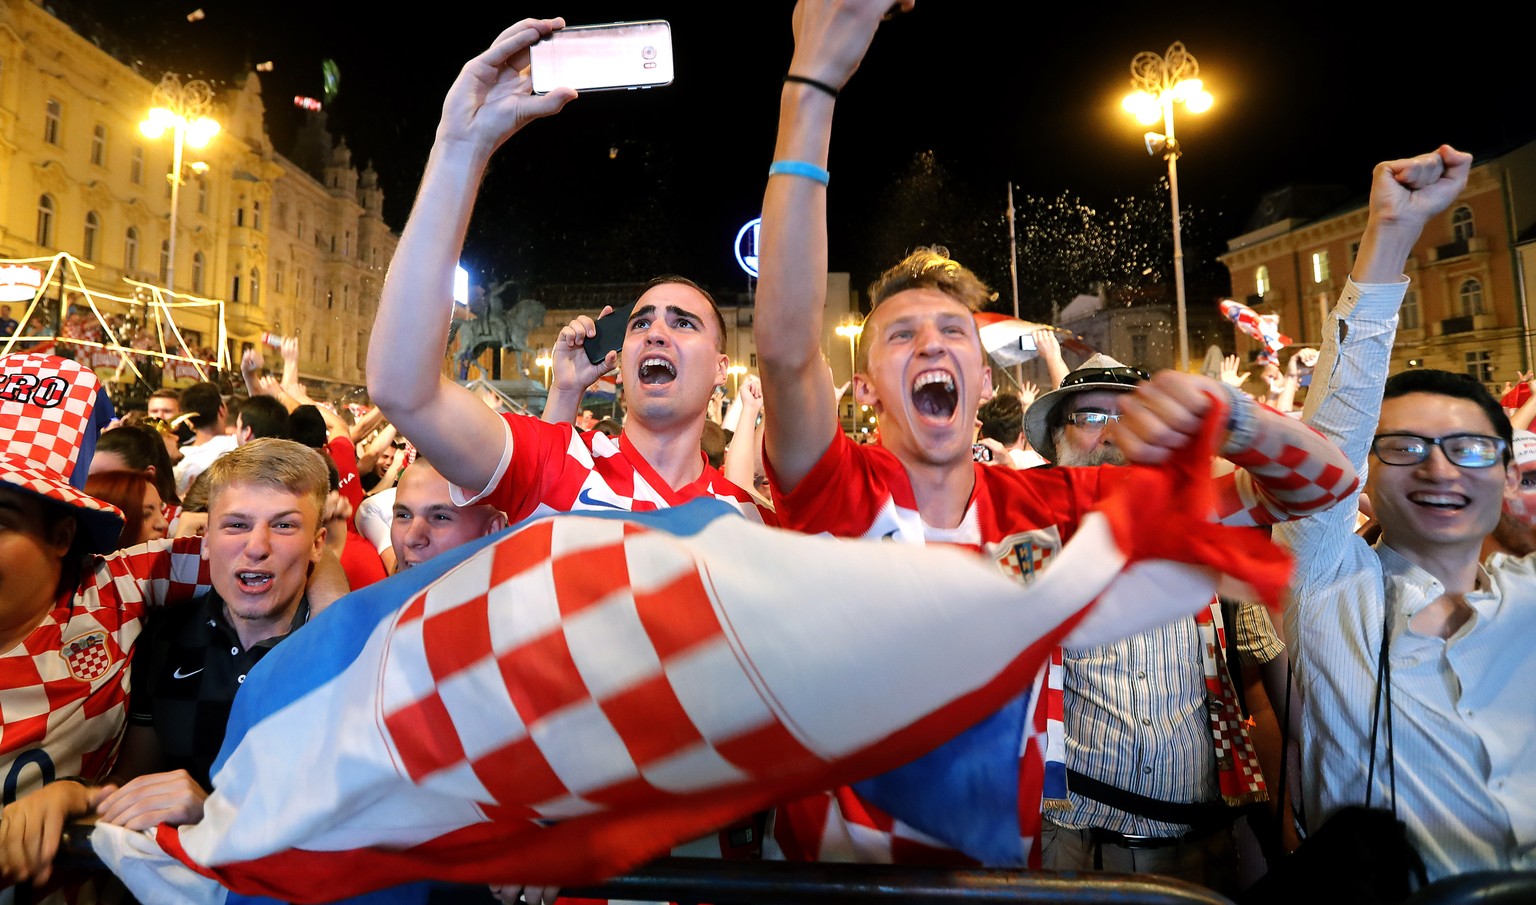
[0,0,395,390]
[1219,139,1536,389]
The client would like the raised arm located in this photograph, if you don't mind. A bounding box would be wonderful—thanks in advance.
[724,375,764,490]
[757,0,911,492]
[1272,146,1471,573]
[541,307,618,426]
[1115,371,1359,526]
[367,19,576,496]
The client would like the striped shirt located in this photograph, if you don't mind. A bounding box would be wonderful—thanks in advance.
[1275,278,1536,880]
[1054,603,1282,836]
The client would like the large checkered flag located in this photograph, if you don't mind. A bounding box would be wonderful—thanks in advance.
[92,409,1289,904]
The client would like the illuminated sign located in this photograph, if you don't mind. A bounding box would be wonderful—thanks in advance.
[735,218,761,278]
[0,264,44,303]
[293,96,322,112]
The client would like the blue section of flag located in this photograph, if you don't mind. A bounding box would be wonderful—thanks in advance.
[852,691,1030,866]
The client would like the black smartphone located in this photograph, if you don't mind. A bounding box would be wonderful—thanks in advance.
[584,301,637,366]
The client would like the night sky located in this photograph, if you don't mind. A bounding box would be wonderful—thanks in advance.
[73,1,1535,308]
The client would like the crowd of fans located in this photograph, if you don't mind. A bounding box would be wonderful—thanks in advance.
[0,1,1529,903]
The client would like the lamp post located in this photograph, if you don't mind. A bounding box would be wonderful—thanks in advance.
[140,74,220,293]
[834,320,862,434]
[1122,42,1212,373]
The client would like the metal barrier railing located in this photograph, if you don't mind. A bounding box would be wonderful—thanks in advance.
[1403,870,1536,905]
[562,857,1236,904]
[45,828,1536,905]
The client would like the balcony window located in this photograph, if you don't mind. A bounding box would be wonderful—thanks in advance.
[1255,265,1270,297]
[1311,251,1330,284]
[1458,278,1484,317]
[1452,205,1475,242]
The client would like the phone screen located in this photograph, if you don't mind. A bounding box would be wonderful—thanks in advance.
[585,301,638,366]
[531,21,674,95]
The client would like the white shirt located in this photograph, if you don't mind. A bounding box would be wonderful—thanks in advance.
[172,434,237,497]
[1274,278,1536,880]
[354,487,396,554]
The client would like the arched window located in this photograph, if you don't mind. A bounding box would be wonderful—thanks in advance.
[36,195,55,246]
[124,227,139,272]
[159,241,170,283]
[250,268,261,306]
[231,274,241,303]
[1451,206,1475,243]
[191,252,206,295]
[82,211,100,260]
[91,124,107,166]
[253,201,263,232]
[44,99,61,145]
[1458,278,1484,317]
[1255,265,1270,297]
[131,145,144,185]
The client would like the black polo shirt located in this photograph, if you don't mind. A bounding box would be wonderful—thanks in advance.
[128,591,309,789]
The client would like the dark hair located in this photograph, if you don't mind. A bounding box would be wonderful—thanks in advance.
[289,404,328,449]
[594,418,623,438]
[977,392,1025,444]
[84,470,153,549]
[643,275,727,353]
[239,395,291,441]
[1382,368,1513,462]
[179,382,225,431]
[148,388,180,405]
[700,420,726,470]
[98,424,180,506]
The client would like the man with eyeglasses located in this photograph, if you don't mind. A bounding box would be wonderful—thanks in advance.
[1274,145,1535,881]
[754,0,1359,876]
[1017,354,1285,891]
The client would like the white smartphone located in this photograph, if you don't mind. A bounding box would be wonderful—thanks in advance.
[531,20,674,94]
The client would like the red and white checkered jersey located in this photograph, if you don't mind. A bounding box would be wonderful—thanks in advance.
[454,414,770,525]
[0,538,212,801]
[765,436,1116,864]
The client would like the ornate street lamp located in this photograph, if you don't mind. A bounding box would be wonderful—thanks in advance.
[1122,43,1212,372]
[140,74,221,292]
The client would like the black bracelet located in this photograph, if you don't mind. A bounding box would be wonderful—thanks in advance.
[784,74,839,99]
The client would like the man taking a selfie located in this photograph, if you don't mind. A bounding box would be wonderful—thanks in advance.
[368,18,764,526]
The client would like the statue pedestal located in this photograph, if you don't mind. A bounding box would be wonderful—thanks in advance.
[461,377,548,418]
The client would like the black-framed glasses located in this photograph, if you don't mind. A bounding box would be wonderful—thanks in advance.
[1060,366,1149,390]
[1371,432,1507,468]
[1065,411,1122,429]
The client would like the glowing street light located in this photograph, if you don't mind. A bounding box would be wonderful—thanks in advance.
[141,74,220,292]
[1122,42,1212,372]
[535,349,553,388]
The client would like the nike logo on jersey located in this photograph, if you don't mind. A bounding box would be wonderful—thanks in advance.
[577,488,625,510]
[173,666,204,679]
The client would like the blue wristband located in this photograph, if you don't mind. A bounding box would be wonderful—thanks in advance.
[768,160,830,186]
